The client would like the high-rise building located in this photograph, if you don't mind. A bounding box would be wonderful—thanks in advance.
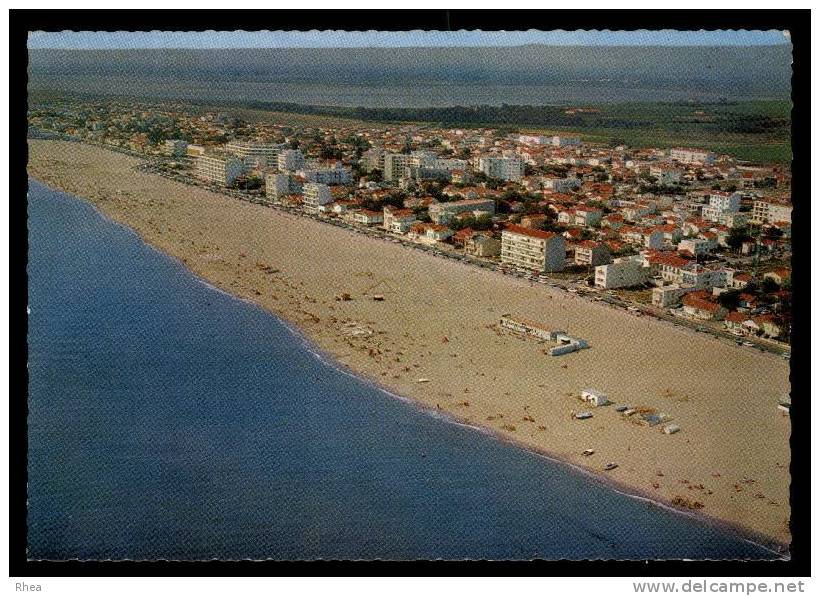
[302,183,333,212]
[195,154,245,186]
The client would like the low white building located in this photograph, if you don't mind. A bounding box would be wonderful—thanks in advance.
[652,284,696,308]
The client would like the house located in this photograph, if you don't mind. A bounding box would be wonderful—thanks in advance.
[724,311,750,334]
[408,222,454,245]
[349,209,384,226]
[730,272,753,290]
[652,284,696,308]
[681,291,727,320]
[601,213,625,230]
[678,237,714,257]
[764,268,791,286]
[754,314,788,339]
[465,233,501,257]
[574,240,611,267]
[383,205,417,233]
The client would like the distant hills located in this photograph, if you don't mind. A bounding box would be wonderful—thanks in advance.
[28,45,791,106]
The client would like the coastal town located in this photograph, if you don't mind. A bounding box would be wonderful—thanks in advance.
[29,98,792,356]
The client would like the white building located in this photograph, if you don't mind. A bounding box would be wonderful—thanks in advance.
[265,173,290,200]
[649,164,682,185]
[517,134,551,145]
[383,206,417,233]
[669,147,716,165]
[301,164,352,185]
[501,224,566,272]
[226,140,286,167]
[652,284,696,308]
[195,154,245,186]
[750,199,792,224]
[479,156,525,182]
[278,149,305,172]
[302,183,333,213]
[594,255,650,289]
[678,238,715,257]
[541,177,581,192]
[551,135,581,147]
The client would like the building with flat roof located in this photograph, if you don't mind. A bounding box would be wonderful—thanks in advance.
[501,224,565,272]
[195,154,245,186]
[265,173,290,200]
[302,183,333,213]
[669,147,715,165]
[479,156,524,181]
[226,140,287,167]
[594,255,650,289]
[750,199,792,224]
[278,149,305,172]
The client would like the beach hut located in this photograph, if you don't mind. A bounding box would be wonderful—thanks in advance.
[581,389,609,407]
[662,424,681,435]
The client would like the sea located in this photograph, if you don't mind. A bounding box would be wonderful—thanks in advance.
[26,179,780,560]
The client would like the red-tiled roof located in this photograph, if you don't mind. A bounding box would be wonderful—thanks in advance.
[725,311,747,323]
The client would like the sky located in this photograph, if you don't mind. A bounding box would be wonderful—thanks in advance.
[27,29,790,49]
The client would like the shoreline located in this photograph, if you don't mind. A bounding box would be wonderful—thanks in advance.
[31,176,789,558]
[26,140,792,549]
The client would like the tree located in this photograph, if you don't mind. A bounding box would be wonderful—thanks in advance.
[761,277,780,294]
[717,289,741,310]
[726,226,749,251]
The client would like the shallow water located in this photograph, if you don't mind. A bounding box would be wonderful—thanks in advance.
[26,180,777,560]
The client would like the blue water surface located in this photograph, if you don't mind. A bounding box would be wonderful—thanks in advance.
[27,180,777,560]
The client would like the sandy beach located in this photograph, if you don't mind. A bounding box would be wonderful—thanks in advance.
[27,140,792,549]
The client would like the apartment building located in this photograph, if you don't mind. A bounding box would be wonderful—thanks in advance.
[278,149,305,172]
[265,173,290,200]
[750,199,793,224]
[669,147,716,165]
[301,164,352,185]
[574,241,611,267]
[479,156,525,182]
[383,153,416,182]
[501,224,566,272]
[302,183,333,213]
[594,255,650,289]
[226,140,286,167]
[195,154,245,186]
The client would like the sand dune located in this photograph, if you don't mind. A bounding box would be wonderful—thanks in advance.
[27,140,792,548]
